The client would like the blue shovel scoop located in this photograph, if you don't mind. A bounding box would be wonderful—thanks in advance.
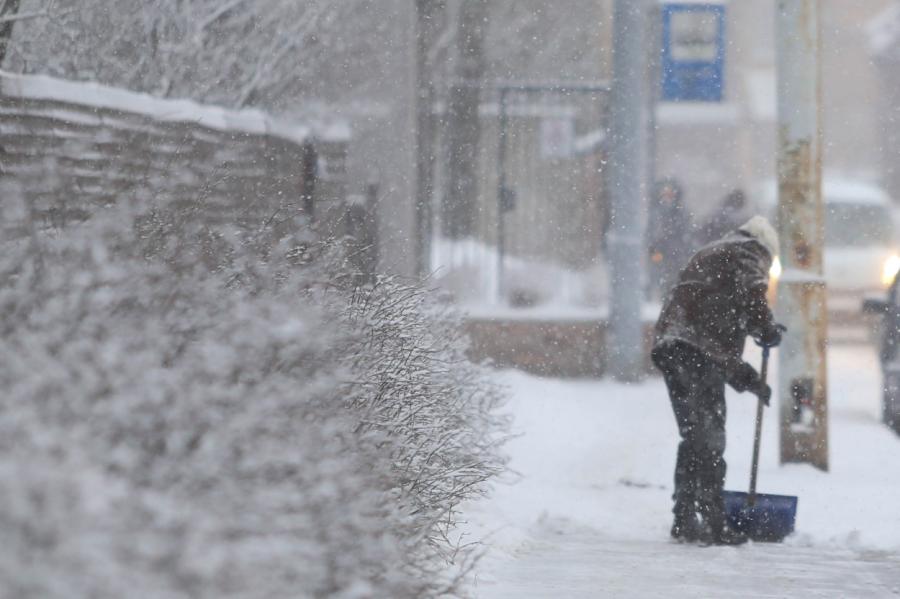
[723,344,798,542]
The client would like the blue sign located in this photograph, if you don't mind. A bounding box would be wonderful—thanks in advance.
[661,3,726,102]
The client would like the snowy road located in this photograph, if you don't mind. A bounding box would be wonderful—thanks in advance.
[465,344,900,598]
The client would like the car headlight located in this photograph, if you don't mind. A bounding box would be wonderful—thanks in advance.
[769,255,783,281]
[882,254,900,287]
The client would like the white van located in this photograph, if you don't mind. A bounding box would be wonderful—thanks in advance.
[761,177,899,298]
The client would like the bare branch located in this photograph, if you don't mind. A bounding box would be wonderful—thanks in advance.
[196,0,251,34]
[0,6,72,25]
[235,2,335,107]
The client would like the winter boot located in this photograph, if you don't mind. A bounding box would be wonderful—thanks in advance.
[700,502,747,546]
[709,520,748,546]
[670,503,706,543]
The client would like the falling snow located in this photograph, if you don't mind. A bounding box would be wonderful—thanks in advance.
[0,2,899,597]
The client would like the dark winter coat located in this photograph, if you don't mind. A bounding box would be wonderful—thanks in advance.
[653,230,776,378]
[648,198,692,265]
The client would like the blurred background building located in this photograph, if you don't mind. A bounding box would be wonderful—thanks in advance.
[403,1,900,309]
[19,0,893,299]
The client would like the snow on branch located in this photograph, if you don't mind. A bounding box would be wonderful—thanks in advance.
[6,0,370,110]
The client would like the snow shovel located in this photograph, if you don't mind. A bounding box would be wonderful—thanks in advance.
[723,345,798,542]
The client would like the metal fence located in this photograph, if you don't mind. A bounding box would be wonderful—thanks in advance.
[431,82,611,307]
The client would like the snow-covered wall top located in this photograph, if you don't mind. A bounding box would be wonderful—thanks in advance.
[0,70,350,144]
[0,71,349,234]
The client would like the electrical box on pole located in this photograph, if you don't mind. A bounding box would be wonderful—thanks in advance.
[775,0,828,471]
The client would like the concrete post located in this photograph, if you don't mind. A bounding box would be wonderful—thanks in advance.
[413,0,444,277]
[775,0,828,470]
[442,0,487,239]
[496,87,510,303]
[607,0,649,381]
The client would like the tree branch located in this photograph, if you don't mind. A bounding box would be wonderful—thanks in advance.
[196,0,252,34]
[235,3,335,108]
[0,7,72,25]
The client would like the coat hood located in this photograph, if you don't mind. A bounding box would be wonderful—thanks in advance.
[738,216,779,258]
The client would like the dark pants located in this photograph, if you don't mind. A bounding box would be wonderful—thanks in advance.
[652,342,728,524]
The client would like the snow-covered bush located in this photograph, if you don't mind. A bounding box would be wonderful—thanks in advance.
[0,190,505,598]
[344,276,507,567]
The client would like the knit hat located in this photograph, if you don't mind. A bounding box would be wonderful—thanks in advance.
[739,215,779,258]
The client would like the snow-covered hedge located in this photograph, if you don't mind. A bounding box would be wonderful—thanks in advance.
[0,190,505,597]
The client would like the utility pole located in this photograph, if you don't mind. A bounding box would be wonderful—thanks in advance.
[442,0,488,240]
[414,0,445,277]
[775,0,828,470]
[645,2,661,217]
[607,0,649,381]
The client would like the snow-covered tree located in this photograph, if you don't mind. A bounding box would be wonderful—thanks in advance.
[5,0,383,110]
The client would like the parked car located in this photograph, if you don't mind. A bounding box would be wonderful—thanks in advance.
[761,177,900,318]
[862,275,900,433]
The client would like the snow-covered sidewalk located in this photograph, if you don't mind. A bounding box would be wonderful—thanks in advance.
[465,344,900,597]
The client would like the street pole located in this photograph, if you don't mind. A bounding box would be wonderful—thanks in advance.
[496,87,509,303]
[442,0,487,240]
[645,2,660,220]
[607,0,649,381]
[775,0,828,470]
[413,0,444,278]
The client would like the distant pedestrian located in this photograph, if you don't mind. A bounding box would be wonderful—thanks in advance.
[647,179,692,300]
[696,189,748,246]
[652,216,783,545]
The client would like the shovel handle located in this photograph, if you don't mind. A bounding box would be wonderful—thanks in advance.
[748,346,769,506]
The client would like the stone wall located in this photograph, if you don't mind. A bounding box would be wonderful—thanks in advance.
[0,72,348,235]
[465,317,656,378]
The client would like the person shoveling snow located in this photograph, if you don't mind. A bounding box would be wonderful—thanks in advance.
[652,216,784,545]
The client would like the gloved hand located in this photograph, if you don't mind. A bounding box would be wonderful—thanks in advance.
[755,382,772,407]
[757,323,787,348]
[728,362,760,393]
